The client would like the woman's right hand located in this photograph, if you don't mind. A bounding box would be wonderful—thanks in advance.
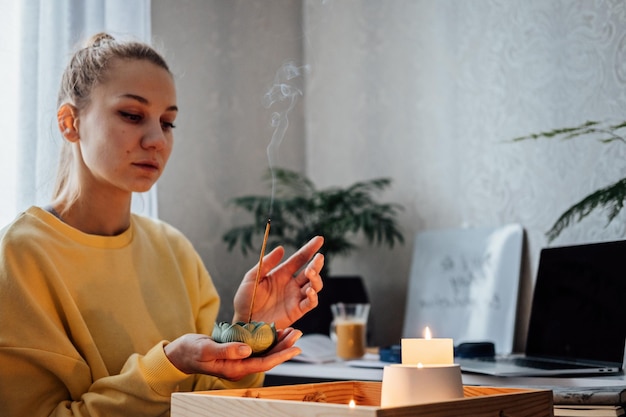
[163,327,302,380]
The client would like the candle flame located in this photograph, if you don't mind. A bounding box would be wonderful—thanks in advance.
[423,326,432,339]
[349,399,356,408]
[417,362,424,368]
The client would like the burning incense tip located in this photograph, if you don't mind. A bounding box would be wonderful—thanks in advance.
[248,219,271,323]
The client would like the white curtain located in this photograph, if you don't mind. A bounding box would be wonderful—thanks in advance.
[16,0,157,218]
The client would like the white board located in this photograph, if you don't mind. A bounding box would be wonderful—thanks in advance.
[402,224,523,354]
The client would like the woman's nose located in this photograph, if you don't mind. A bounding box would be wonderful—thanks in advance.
[141,121,167,150]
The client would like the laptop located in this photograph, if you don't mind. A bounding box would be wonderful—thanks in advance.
[457,239,626,377]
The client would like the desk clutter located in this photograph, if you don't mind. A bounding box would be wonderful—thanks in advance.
[295,230,626,376]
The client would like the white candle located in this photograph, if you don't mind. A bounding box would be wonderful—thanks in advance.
[380,363,464,407]
[401,326,454,365]
[382,327,462,408]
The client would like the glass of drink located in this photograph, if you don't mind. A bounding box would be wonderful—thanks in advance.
[330,302,370,360]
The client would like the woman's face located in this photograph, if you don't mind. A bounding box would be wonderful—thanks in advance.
[75,58,177,196]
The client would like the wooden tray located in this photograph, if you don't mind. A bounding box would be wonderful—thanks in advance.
[171,381,553,417]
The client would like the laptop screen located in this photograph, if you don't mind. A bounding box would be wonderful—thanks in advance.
[525,240,626,366]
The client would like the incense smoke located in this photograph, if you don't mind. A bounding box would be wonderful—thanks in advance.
[262,60,309,216]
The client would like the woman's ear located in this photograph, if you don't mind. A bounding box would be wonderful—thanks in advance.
[57,104,79,142]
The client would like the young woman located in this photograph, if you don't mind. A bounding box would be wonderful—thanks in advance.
[0,33,324,417]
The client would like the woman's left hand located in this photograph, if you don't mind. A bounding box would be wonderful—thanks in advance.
[233,236,324,329]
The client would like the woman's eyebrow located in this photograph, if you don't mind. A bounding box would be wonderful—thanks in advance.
[119,93,178,112]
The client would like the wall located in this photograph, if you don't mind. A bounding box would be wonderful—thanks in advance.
[153,0,626,349]
[303,0,626,348]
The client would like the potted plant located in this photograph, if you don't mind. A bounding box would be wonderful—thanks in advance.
[222,167,405,276]
[514,120,626,241]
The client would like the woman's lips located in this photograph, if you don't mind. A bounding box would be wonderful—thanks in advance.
[133,160,160,171]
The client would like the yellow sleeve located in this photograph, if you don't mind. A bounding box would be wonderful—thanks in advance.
[193,372,265,391]
[0,219,191,416]
[0,339,191,417]
[0,211,266,417]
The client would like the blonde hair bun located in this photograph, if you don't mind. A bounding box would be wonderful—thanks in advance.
[86,32,115,48]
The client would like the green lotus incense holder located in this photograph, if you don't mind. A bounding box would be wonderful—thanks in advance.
[212,321,277,355]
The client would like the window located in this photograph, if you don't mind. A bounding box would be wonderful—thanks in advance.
[0,1,20,227]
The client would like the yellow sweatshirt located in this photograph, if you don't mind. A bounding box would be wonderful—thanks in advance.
[0,206,262,417]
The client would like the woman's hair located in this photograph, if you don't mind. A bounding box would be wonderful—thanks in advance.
[53,33,171,204]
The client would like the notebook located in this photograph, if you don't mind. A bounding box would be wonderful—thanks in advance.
[457,239,626,377]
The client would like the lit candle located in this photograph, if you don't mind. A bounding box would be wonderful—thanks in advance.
[401,326,454,365]
[381,326,463,408]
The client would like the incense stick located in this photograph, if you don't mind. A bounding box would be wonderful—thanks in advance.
[248,219,271,323]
